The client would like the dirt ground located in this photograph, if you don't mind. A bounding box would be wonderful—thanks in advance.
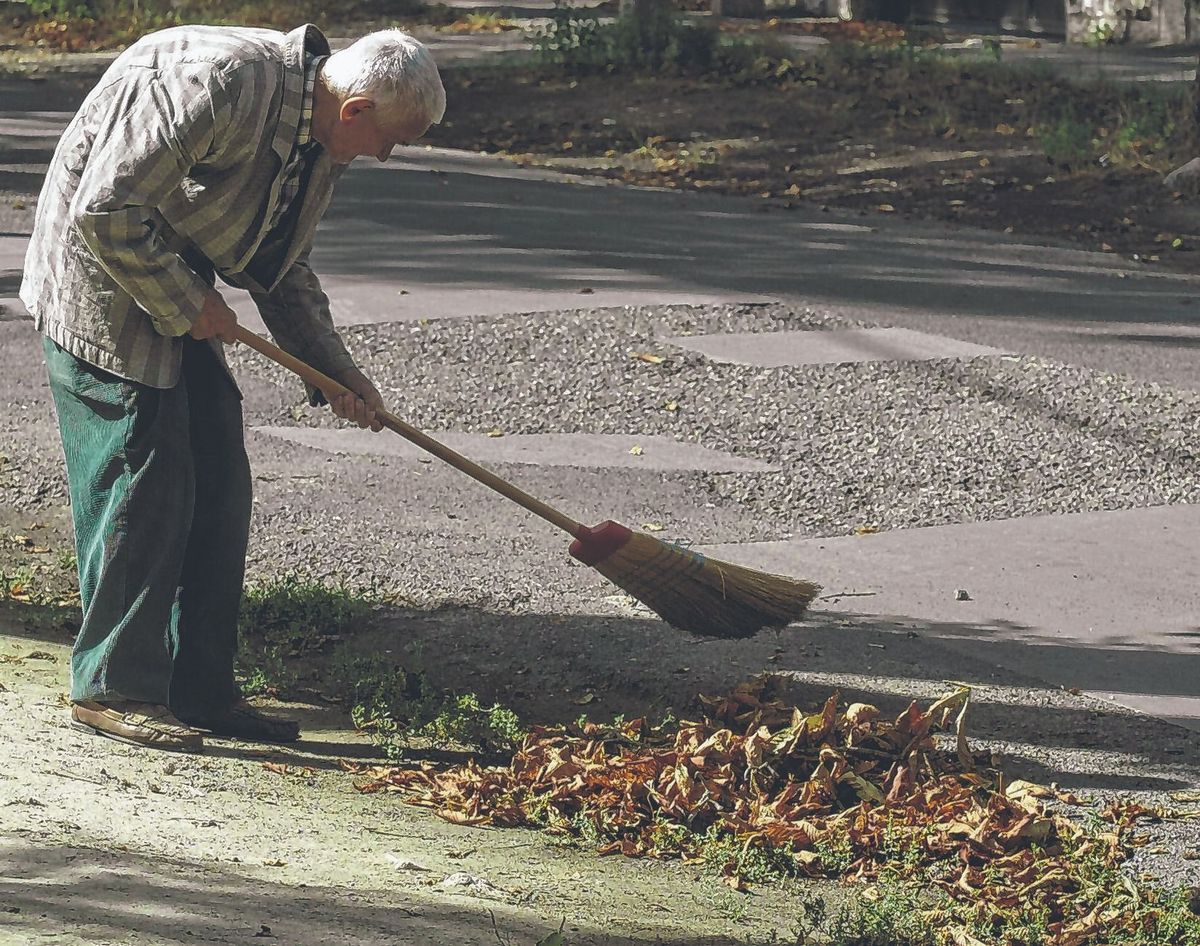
[0,613,843,946]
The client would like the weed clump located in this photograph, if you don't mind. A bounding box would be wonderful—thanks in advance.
[333,653,526,756]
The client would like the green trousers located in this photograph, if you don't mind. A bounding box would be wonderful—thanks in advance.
[43,336,251,716]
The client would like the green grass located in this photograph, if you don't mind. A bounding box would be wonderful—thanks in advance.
[331,652,526,756]
[235,572,379,697]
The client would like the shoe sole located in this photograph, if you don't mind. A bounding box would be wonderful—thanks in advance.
[69,718,204,754]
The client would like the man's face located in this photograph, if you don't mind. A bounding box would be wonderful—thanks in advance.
[327,101,431,165]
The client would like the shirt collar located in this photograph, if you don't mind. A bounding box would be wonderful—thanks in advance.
[297,53,325,150]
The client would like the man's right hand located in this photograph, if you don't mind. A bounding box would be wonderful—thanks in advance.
[189,290,238,343]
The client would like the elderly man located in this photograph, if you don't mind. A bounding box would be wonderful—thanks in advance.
[20,24,445,752]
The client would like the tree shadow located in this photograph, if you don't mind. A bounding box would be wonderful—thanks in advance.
[0,839,790,946]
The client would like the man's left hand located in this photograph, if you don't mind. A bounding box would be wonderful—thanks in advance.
[329,368,385,432]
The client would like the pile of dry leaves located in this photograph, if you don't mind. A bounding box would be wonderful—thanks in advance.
[354,677,1189,945]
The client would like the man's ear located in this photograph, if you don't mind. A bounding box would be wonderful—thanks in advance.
[338,96,375,124]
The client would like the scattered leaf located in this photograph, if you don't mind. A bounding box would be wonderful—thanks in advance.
[630,352,665,365]
[385,854,431,871]
[629,445,644,456]
[262,762,315,779]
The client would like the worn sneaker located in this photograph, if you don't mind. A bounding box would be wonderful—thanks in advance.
[178,699,301,744]
[70,700,204,753]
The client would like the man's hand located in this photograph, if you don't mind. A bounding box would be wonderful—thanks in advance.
[189,290,239,343]
[329,368,385,432]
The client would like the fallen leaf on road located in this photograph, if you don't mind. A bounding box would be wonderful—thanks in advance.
[629,445,644,456]
[385,853,431,871]
[262,763,316,779]
[641,523,664,532]
[438,809,489,826]
[630,352,665,365]
[439,871,505,899]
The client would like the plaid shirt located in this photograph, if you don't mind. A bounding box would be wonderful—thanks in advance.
[21,25,355,389]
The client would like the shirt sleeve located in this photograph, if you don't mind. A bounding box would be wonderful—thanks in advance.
[69,68,229,337]
[251,256,357,405]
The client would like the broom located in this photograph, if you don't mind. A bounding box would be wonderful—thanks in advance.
[234,326,820,639]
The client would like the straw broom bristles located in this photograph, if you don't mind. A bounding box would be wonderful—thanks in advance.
[570,521,821,639]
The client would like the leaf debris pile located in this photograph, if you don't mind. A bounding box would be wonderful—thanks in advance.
[354,677,1198,945]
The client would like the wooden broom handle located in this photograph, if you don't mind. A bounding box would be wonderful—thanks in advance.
[233,325,584,539]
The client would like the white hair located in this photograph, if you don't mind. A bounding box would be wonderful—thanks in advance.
[322,30,446,128]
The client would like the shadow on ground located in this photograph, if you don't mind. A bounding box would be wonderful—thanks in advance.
[3,591,1197,793]
[0,838,778,946]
